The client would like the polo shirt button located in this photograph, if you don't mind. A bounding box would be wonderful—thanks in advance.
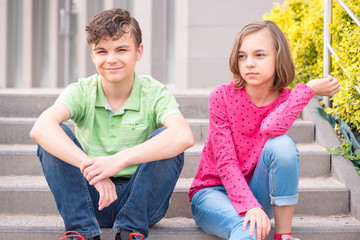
[110,124,115,129]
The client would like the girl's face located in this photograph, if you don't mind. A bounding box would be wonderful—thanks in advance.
[238,29,276,90]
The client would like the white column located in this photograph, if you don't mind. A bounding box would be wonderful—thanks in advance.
[77,0,91,79]
[0,0,7,88]
[132,0,152,75]
[323,0,332,107]
[22,0,34,87]
[49,0,59,88]
[323,0,332,77]
[173,0,189,89]
[103,0,114,10]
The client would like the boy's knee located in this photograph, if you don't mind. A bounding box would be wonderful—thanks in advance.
[165,151,184,169]
[60,123,75,138]
[149,127,166,138]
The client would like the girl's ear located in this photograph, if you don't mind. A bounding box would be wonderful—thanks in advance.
[136,43,144,61]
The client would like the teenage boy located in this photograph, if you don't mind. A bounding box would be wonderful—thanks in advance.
[30,8,194,240]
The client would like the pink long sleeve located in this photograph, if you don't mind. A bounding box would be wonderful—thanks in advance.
[261,83,314,137]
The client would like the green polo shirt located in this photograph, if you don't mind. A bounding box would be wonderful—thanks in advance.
[56,73,181,178]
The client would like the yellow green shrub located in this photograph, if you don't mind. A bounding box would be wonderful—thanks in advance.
[327,1,360,131]
[264,0,360,131]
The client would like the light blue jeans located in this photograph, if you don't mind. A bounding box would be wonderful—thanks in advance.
[191,135,299,240]
[37,124,184,239]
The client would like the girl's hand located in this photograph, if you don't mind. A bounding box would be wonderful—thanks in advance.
[306,75,340,96]
[243,207,271,240]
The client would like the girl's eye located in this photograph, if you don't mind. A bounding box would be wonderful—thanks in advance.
[238,54,246,59]
[256,53,265,57]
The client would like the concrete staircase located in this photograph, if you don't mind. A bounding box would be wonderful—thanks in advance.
[1,88,360,240]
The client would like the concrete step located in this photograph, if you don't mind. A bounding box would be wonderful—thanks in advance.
[0,176,349,217]
[0,215,221,240]
[0,145,40,176]
[0,117,314,145]
[1,214,359,240]
[0,142,330,178]
[0,88,211,119]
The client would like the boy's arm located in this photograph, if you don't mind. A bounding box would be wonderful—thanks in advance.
[30,103,91,167]
[30,103,118,210]
[81,113,195,185]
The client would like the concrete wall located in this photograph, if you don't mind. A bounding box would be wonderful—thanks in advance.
[173,0,285,89]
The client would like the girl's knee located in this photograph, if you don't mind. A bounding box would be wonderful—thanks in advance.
[265,135,296,151]
[265,135,299,165]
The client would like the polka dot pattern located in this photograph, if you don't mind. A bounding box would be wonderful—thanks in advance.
[189,82,314,215]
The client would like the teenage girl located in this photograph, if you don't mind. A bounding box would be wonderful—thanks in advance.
[188,20,340,240]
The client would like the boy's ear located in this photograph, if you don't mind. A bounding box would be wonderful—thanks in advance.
[89,44,96,64]
[136,43,144,61]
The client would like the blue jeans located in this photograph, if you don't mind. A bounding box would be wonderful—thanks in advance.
[191,135,299,240]
[37,124,184,239]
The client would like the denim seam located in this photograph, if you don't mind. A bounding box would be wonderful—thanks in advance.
[263,149,276,198]
[148,158,182,224]
[83,177,101,234]
[113,163,144,231]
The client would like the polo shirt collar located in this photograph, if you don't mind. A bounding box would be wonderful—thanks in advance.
[95,73,141,112]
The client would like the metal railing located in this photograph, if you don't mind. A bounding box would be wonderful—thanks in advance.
[323,0,360,107]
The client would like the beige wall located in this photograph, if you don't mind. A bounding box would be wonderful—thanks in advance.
[173,0,285,89]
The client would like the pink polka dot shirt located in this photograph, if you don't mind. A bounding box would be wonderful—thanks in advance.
[188,82,314,215]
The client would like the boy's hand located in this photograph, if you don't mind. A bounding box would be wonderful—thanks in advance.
[81,155,126,185]
[94,178,117,210]
[306,75,340,96]
[243,207,271,240]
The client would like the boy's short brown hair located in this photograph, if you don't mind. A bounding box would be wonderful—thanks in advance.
[229,20,295,90]
[85,8,142,47]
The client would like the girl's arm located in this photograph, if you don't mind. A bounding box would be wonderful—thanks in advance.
[208,86,262,214]
[306,75,340,96]
[260,76,339,137]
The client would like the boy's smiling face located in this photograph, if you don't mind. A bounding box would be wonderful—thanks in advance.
[90,30,143,87]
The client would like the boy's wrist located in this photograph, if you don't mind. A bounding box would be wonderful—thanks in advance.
[115,150,134,169]
[79,155,92,168]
